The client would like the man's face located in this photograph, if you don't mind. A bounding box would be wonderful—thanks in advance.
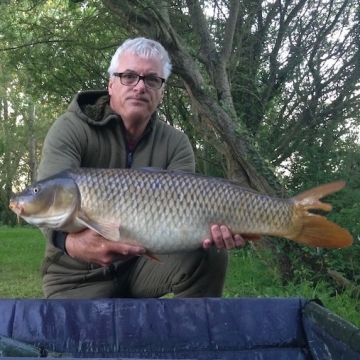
[108,52,165,122]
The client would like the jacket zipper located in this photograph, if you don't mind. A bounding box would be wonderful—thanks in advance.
[123,125,151,169]
[126,151,133,168]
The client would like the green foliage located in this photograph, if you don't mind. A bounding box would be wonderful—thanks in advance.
[0,1,121,101]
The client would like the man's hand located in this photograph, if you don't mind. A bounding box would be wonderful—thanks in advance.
[202,225,245,250]
[65,228,146,267]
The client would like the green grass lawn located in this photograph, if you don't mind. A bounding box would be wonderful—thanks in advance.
[1,227,359,328]
[0,227,44,298]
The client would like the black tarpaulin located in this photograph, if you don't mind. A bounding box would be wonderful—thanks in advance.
[0,297,359,359]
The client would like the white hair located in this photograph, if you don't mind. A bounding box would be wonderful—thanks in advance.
[107,37,172,80]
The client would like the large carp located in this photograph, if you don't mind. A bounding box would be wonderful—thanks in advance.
[9,168,352,254]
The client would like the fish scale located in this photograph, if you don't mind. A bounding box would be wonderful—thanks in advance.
[9,168,353,253]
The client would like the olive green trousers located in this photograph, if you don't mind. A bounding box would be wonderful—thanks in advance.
[42,248,229,299]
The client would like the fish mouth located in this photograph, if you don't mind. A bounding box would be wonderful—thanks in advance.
[9,202,24,224]
[9,202,24,215]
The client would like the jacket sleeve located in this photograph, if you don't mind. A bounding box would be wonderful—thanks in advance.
[37,115,84,181]
[37,114,85,248]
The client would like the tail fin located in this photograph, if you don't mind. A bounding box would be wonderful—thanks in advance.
[291,181,353,248]
[294,214,352,248]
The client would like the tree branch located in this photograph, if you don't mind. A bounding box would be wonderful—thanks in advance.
[219,0,240,63]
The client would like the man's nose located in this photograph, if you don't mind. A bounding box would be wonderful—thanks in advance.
[134,78,146,91]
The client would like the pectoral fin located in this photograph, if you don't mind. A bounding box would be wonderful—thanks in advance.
[76,212,121,242]
[144,251,163,264]
[75,212,164,262]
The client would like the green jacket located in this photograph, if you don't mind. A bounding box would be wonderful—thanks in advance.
[38,90,195,258]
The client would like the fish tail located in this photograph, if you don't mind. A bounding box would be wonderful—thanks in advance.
[293,214,352,248]
[290,181,353,248]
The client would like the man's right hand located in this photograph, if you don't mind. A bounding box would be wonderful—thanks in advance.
[65,228,146,267]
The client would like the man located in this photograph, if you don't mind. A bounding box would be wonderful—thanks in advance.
[38,37,244,299]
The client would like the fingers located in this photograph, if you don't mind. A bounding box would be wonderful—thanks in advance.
[65,229,146,266]
[99,242,146,267]
[202,225,245,250]
[211,225,228,249]
[202,239,213,249]
[233,234,245,249]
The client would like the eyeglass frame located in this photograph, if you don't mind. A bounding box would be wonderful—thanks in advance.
[113,72,165,90]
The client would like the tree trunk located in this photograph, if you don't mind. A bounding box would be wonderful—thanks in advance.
[26,103,37,183]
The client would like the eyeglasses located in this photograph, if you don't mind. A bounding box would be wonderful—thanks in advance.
[113,72,165,90]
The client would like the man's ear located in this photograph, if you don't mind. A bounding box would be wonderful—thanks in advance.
[108,78,114,95]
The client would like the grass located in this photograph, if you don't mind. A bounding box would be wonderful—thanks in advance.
[0,227,44,298]
[1,227,359,328]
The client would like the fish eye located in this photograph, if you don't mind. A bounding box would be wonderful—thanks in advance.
[32,185,41,194]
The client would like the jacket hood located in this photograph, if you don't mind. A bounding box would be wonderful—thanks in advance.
[67,90,120,126]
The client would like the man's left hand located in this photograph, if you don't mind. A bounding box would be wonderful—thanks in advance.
[202,225,245,250]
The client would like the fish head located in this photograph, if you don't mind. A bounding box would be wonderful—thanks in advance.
[9,174,80,229]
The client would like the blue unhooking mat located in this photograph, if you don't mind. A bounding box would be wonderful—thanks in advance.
[0,297,359,359]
